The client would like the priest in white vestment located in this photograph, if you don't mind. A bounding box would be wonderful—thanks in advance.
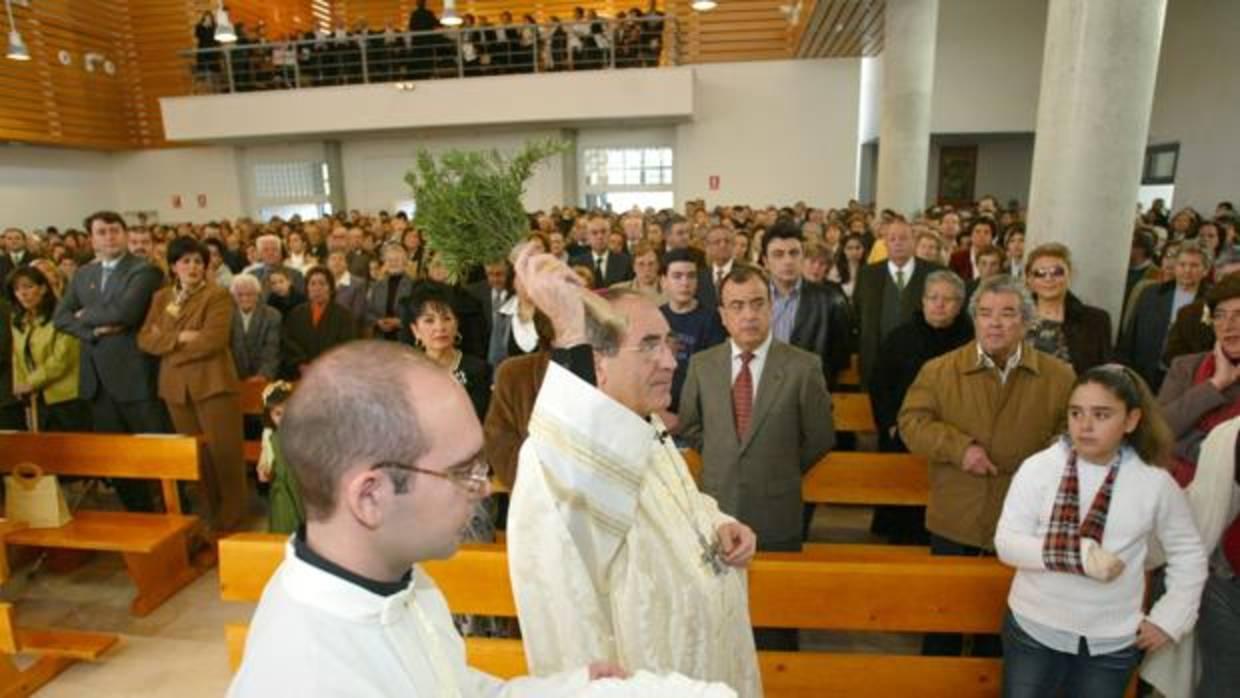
[229,341,626,698]
[506,249,763,698]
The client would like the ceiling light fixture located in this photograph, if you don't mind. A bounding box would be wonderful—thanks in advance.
[4,0,29,61]
[214,2,237,43]
[441,0,463,27]
[691,0,719,11]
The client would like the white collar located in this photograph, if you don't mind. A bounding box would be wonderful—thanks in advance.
[887,257,914,275]
[731,332,773,363]
[976,341,1023,374]
[497,294,521,316]
[279,540,430,624]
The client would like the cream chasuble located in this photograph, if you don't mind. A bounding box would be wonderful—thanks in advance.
[229,541,589,698]
[507,364,762,698]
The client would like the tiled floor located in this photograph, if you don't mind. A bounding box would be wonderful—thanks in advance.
[3,503,914,695]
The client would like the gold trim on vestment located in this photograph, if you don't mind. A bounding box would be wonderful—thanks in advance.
[528,412,645,492]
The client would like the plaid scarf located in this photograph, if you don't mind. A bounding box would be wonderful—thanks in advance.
[1042,446,1121,574]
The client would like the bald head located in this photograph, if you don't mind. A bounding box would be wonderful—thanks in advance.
[281,340,457,520]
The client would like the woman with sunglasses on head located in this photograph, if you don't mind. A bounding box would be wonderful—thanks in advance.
[995,365,1206,698]
[1025,243,1114,374]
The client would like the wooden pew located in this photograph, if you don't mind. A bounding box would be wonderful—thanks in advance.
[679,448,928,508]
[0,518,119,698]
[0,433,207,616]
[802,452,929,506]
[219,534,1013,697]
[835,354,861,388]
[832,392,877,433]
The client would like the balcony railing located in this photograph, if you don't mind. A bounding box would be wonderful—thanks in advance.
[182,16,681,95]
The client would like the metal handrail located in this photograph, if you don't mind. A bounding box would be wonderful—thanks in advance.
[181,16,681,95]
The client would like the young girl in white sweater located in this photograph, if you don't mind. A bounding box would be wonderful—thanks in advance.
[995,364,1208,697]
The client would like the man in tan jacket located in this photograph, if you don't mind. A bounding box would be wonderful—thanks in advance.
[899,274,1075,656]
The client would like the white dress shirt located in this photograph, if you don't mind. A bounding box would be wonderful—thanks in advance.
[729,332,773,403]
[887,257,915,288]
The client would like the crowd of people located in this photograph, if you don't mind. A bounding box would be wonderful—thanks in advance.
[3,192,1239,697]
[193,1,667,91]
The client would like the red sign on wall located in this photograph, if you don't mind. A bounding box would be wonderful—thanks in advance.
[171,195,182,209]
[197,194,208,208]
[708,175,720,191]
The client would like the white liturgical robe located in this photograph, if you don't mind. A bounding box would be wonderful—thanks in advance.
[507,363,762,698]
[229,540,589,698]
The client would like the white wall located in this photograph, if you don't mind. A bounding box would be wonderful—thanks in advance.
[0,146,116,230]
[161,67,695,142]
[339,127,569,214]
[676,59,861,207]
[112,147,245,224]
[930,0,1047,134]
[1147,0,1240,211]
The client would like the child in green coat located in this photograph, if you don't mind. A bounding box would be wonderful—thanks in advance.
[256,382,303,534]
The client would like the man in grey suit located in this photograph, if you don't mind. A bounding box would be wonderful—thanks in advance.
[365,242,414,341]
[679,264,834,552]
[853,219,941,387]
[229,274,282,381]
[679,264,834,650]
[53,211,166,512]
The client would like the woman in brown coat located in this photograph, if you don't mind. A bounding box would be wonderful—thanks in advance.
[138,236,246,531]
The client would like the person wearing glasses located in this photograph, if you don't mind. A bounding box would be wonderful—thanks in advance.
[229,340,631,696]
[505,248,763,698]
[1024,243,1114,375]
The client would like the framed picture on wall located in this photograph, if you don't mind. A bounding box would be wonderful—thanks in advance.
[938,146,978,207]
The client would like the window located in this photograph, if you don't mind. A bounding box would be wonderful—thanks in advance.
[1142,144,1178,185]
[252,160,335,222]
[581,146,674,211]
[259,202,333,222]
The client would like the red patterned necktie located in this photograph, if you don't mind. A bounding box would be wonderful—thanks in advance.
[733,351,755,439]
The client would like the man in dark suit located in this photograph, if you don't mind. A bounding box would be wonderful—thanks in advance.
[696,224,735,311]
[1118,241,1209,392]
[570,213,632,289]
[53,211,166,512]
[854,219,942,387]
[679,264,834,649]
[762,219,853,388]
[0,227,34,283]
[229,273,282,381]
[466,259,511,361]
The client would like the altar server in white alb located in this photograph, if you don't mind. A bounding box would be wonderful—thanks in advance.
[228,340,628,698]
[995,364,1207,698]
[505,247,763,698]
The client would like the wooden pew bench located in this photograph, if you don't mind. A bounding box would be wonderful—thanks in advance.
[0,518,119,698]
[219,534,1014,697]
[832,392,877,433]
[802,451,929,507]
[0,432,207,617]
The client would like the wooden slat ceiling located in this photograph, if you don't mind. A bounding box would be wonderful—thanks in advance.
[795,0,884,58]
[0,0,881,150]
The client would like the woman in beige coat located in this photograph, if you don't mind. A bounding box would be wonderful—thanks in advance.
[138,236,245,531]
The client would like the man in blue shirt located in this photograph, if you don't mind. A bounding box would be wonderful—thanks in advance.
[659,248,726,416]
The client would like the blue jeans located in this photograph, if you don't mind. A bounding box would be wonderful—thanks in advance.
[1001,611,1141,698]
[1198,574,1240,698]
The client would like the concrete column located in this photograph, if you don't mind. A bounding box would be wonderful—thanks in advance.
[1026,0,1167,327]
[875,0,938,217]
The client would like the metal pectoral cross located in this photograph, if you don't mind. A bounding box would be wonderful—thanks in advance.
[700,536,726,576]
